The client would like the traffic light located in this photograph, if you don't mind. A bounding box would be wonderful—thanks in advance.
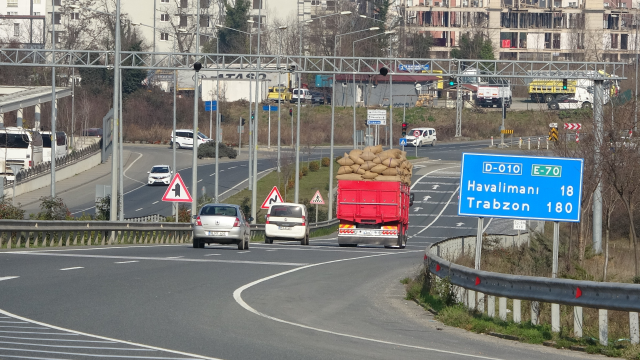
[241,118,245,126]
[562,79,568,90]
[448,77,456,87]
[380,67,389,76]
[402,122,408,137]
[251,112,255,120]
[289,109,293,116]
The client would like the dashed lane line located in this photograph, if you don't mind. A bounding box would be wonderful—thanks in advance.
[135,208,143,211]
[0,277,19,282]
[114,261,139,264]
[59,267,83,271]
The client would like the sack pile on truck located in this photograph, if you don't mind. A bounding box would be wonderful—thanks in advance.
[335,145,413,186]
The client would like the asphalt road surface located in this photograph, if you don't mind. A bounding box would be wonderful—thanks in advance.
[0,142,599,360]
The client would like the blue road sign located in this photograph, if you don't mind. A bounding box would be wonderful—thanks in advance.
[205,101,217,112]
[367,120,385,125]
[262,105,278,111]
[399,138,407,146]
[458,153,583,222]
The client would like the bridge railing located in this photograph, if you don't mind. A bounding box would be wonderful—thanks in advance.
[0,220,192,248]
[425,234,640,346]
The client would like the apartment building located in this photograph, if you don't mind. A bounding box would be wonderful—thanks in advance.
[0,0,46,47]
[402,0,640,62]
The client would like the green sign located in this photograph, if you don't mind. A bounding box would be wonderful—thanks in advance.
[532,165,562,177]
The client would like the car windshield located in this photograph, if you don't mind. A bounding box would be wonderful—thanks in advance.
[201,206,237,216]
[198,132,209,139]
[409,129,423,136]
[151,166,170,173]
[270,205,303,217]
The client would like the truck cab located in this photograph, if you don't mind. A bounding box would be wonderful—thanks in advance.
[267,86,291,102]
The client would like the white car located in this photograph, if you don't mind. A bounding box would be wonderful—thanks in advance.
[264,203,310,245]
[291,88,312,103]
[405,127,437,147]
[147,165,172,185]
[170,129,212,149]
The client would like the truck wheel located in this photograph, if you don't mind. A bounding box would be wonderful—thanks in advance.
[582,102,592,109]
[544,94,555,103]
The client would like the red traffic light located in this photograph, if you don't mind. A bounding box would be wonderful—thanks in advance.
[289,109,293,116]
[402,123,408,130]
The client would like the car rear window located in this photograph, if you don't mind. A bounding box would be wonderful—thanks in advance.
[201,206,237,216]
[270,205,303,218]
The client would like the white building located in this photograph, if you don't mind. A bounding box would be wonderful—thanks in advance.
[0,0,47,47]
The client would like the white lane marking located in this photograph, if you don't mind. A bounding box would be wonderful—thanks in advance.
[203,254,220,256]
[411,190,455,193]
[409,186,459,239]
[0,309,221,360]
[0,330,78,335]
[0,335,116,343]
[0,276,19,282]
[165,256,183,259]
[219,170,224,172]
[410,166,459,191]
[218,167,275,199]
[233,252,502,360]
[238,251,250,254]
[0,321,28,324]
[198,179,203,183]
[0,326,49,330]
[59,267,84,271]
[114,261,139,264]
[122,152,145,185]
[0,346,203,358]
[0,339,157,351]
[266,250,277,252]
[228,166,237,169]
[13,253,306,267]
[209,173,215,176]
[483,218,494,232]
[135,208,143,212]
[152,201,159,205]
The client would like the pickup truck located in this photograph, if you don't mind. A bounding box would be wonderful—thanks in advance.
[476,85,512,108]
[336,180,413,248]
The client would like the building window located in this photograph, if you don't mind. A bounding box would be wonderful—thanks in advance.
[7,11,18,15]
[161,13,170,21]
[7,0,18,7]
[53,13,61,24]
[200,0,209,7]
[179,15,187,27]
[160,0,169,3]
[199,15,209,27]
[179,0,187,7]
[53,0,60,5]
[34,11,40,15]
[326,0,336,10]
[311,0,320,4]
[13,23,19,36]
[160,32,169,41]
[70,12,79,20]
[253,0,262,9]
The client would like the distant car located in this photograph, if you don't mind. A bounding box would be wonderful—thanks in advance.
[147,165,172,185]
[193,204,253,250]
[264,203,310,245]
[405,127,437,147]
[170,129,212,149]
[291,88,312,103]
[82,128,103,137]
[310,91,325,104]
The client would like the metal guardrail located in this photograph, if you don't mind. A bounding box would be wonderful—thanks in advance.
[249,218,339,237]
[425,234,640,345]
[125,214,168,223]
[0,220,192,248]
[3,141,102,187]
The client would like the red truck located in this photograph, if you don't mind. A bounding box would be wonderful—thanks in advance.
[336,180,414,248]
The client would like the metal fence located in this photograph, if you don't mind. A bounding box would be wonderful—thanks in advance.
[3,141,102,187]
[0,220,192,248]
[425,234,640,346]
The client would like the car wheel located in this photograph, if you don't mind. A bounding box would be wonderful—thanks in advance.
[237,239,245,250]
[544,94,555,103]
[245,237,250,250]
[176,142,182,149]
[582,102,592,109]
[431,140,436,147]
[192,237,199,248]
[302,234,309,246]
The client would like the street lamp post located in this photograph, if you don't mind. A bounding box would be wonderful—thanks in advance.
[110,0,122,221]
[276,26,287,173]
[50,0,57,198]
[191,62,202,218]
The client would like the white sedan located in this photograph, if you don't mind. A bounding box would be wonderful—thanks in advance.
[147,165,173,185]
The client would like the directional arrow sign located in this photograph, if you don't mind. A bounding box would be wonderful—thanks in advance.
[456,222,464,227]
[413,207,423,212]
[423,196,431,201]
[162,173,193,202]
[432,185,440,189]
[261,186,284,209]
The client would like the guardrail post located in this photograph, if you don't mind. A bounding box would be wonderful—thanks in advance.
[499,297,507,321]
[487,295,495,318]
[630,312,639,344]
[574,306,583,338]
[513,299,521,323]
[599,309,608,346]
[468,290,476,310]
[552,304,560,332]
[528,138,530,150]
[531,301,540,325]
[477,292,485,313]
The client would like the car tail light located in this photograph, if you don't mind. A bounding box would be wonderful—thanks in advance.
[195,216,202,226]
[233,218,240,227]
[29,161,32,167]
[301,215,306,226]
[265,215,270,224]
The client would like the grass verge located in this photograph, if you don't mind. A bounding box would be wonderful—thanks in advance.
[403,271,640,359]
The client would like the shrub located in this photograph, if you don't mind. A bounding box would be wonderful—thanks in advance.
[309,161,320,172]
[0,198,25,219]
[321,157,330,167]
[33,196,69,220]
[299,171,304,179]
[197,141,237,159]
[287,179,294,189]
[178,204,191,222]
[301,166,309,176]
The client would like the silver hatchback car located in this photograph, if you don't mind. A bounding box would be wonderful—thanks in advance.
[193,204,253,250]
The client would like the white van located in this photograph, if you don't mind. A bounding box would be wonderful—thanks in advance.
[41,131,68,162]
[264,203,310,245]
[291,88,312,103]
[0,127,43,180]
[170,129,212,149]
[405,127,437,147]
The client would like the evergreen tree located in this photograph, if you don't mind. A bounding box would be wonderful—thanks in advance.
[209,0,250,55]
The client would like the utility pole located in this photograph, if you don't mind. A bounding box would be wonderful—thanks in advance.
[592,79,604,254]
[251,3,261,223]
[50,0,57,198]
[191,62,202,218]
[110,0,121,220]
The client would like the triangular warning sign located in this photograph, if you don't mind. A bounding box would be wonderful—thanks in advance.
[261,186,284,209]
[162,173,193,202]
[310,190,325,205]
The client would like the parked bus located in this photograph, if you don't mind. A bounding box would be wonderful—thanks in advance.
[0,127,43,180]
[41,131,68,162]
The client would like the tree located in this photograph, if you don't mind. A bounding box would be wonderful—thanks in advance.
[121,41,148,96]
[216,0,250,55]
[407,31,433,58]
[450,32,495,60]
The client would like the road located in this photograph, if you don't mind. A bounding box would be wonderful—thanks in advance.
[0,141,599,360]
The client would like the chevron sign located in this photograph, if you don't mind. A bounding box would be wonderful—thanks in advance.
[564,123,582,130]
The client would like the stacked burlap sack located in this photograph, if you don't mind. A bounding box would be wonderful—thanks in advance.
[335,144,413,186]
